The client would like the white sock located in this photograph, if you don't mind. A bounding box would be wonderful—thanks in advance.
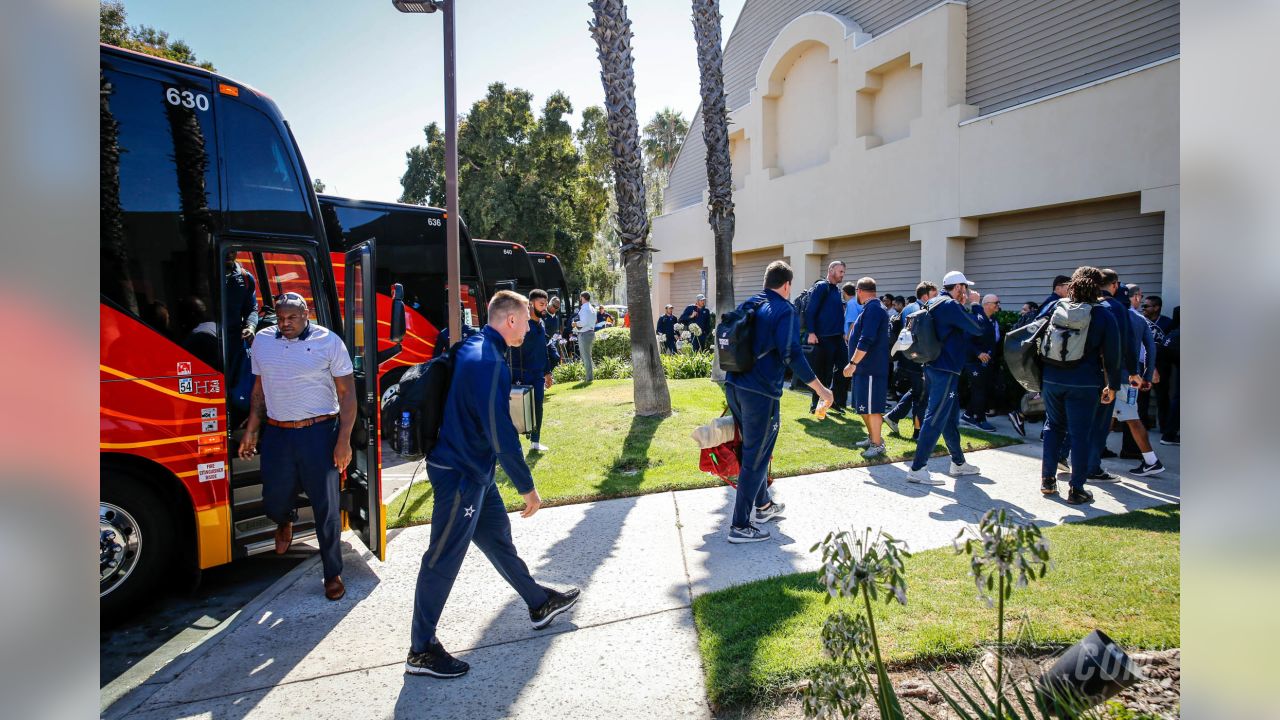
[1142,451,1157,465]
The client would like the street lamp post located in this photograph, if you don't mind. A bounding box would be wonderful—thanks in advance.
[393,0,461,348]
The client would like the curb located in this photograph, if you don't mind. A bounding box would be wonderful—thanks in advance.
[102,553,322,720]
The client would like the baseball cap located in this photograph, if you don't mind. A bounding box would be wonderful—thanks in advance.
[665,304,674,309]
[274,291,308,311]
[695,293,706,301]
[941,271,974,287]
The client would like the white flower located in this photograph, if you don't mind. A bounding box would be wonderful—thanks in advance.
[690,324,703,336]
[680,330,692,340]
[674,323,685,332]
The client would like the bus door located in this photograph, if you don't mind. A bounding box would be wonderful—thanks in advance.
[342,241,387,560]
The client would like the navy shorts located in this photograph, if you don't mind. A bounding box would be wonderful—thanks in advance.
[852,373,889,415]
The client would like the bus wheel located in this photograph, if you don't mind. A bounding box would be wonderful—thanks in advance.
[101,471,175,619]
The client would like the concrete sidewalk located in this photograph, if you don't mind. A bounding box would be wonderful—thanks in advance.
[115,430,1180,720]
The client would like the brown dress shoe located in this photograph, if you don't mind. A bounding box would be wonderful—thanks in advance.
[324,576,345,601]
[274,522,293,555]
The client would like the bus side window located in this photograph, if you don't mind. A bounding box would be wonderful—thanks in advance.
[100,66,222,371]
[220,100,310,235]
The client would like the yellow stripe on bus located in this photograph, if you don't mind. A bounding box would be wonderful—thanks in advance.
[100,434,205,450]
[100,365,223,404]
[196,505,232,568]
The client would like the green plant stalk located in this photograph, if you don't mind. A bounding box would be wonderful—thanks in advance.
[996,572,1005,718]
[861,585,903,720]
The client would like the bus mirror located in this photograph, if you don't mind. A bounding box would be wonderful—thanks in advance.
[389,283,406,343]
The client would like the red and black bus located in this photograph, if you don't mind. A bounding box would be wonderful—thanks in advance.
[474,239,539,300]
[99,44,393,616]
[319,195,487,386]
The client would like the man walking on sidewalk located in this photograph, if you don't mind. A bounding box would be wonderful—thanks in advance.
[805,261,848,413]
[725,261,832,544]
[843,277,892,459]
[406,291,580,679]
[238,292,355,602]
[905,271,987,486]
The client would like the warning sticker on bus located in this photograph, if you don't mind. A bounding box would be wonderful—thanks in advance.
[197,461,225,483]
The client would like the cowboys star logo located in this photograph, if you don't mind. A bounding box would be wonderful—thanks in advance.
[464,506,475,518]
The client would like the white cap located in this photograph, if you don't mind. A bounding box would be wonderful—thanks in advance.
[942,270,974,287]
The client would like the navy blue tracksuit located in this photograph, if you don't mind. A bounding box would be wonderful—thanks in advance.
[964,307,998,421]
[410,326,550,653]
[909,297,985,472]
[510,315,560,444]
[656,313,678,353]
[725,289,816,530]
[1087,291,1136,474]
[679,304,712,351]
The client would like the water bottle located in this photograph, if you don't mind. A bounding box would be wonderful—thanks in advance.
[399,411,414,455]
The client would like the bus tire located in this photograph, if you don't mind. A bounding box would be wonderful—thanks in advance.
[101,470,176,620]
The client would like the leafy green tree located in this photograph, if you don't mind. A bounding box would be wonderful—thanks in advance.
[400,83,606,291]
[100,1,215,71]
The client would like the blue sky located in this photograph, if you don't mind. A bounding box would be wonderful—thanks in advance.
[121,0,746,202]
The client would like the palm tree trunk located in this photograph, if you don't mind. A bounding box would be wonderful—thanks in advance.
[692,0,735,384]
[589,0,672,417]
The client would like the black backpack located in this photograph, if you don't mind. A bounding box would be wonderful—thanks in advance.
[901,297,946,365]
[792,281,823,336]
[1003,316,1049,392]
[715,296,767,373]
[380,344,458,458]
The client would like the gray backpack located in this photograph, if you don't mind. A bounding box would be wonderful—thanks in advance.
[1037,301,1096,368]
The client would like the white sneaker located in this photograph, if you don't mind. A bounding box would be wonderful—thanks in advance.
[907,467,944,485]
[530,442,549,452]
[861,443,887,459]
[949,461,981,476]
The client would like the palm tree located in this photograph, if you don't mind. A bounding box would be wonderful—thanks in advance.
[692,0,735,383]
[588,0,672,417]
[642,108,689,173]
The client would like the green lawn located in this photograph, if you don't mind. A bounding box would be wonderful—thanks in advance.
[692,505,1181,708]
[388,378,1016,527]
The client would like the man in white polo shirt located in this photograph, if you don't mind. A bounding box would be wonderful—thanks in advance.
[238,292,356,601]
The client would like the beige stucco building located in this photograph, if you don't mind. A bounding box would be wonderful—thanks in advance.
[651,0,1179,313]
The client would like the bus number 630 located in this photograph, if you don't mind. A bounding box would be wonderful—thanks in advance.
[165,87,210,111]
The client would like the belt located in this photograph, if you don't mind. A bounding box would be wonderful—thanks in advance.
[266,413,338,429]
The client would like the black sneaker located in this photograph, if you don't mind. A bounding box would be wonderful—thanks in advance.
[1008,412,1027,437]
[1100,448,1118,459]
[959,414,981,429]
[1041,477,1058,496]
[1086,471,1119,483]
[1057,459,1070,473]
[1065,487,1094,505]
[1159,434,1180,446]
[1131,459,1165,477]
[405,640,470,678]
[910,428,920,441]
[530,586,581,630]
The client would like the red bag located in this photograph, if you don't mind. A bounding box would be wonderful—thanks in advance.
[698,422,772,489]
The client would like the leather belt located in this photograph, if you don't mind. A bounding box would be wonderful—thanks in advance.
[267,413,338,429]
